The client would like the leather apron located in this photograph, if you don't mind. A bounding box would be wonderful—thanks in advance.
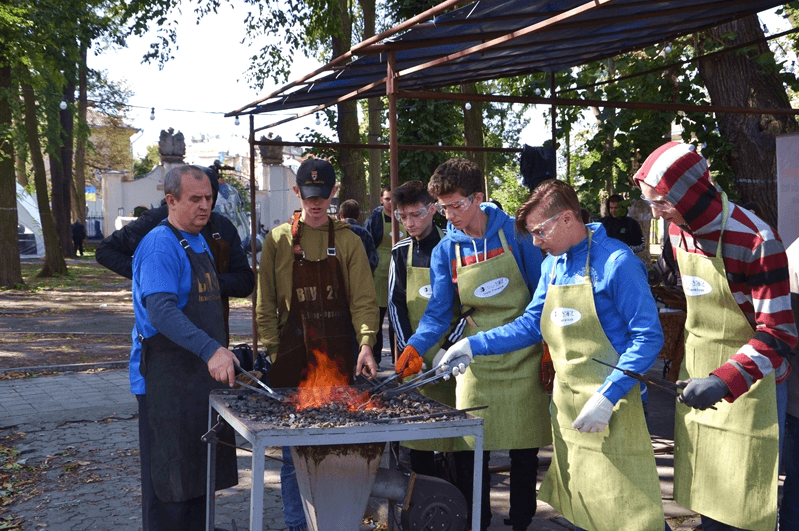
[673,194,778,531]
[267,213,358,388]
[374,214,403,308]
[454,228,551,451]
[538,230,664,531]
[140,223,237,503]
[402,228,459,451]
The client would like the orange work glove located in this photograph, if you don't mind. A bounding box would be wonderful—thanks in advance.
[541,343,555,392]
[395,345,424,378]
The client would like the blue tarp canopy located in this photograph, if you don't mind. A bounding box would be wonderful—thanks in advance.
[230,0,787,118]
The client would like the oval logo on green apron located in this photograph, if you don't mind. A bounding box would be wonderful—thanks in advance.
[549,307,582,327]
[683,275,713,296]
[418,284,433,299]
[473,277,510,298]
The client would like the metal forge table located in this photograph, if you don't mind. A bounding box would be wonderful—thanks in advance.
[208,390,485,531]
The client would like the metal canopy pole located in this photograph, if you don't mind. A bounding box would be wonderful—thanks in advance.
[387,51,400,367]
[249,115,259,356]
[551,71,557,175]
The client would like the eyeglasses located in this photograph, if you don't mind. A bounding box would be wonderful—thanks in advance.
[640,196,673,209]
[435,194,474,215]
[526,212,562,240]
[394,204,434,223]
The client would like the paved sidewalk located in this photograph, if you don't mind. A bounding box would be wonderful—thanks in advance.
[0,363,707,531]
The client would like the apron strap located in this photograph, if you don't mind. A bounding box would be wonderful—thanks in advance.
[290,211,304,259]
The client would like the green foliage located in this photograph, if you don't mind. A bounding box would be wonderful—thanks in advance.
[133,144,159,177]
[488,165,531,219]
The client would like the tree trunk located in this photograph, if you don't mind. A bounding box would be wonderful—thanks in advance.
[461,83,486,190]
[697,15,797,227]
[333,0,366,206]
[0,62,23,288]
[72,44,88,225]
[51,77,75,258]
[20,78,67,277]
[360,0,382,211]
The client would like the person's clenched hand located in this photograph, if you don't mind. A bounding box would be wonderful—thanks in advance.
[207,347,239,387]
[572,392,613,433]
[395,345,424,378]
[677,375,728,410]
[437,338,474,378]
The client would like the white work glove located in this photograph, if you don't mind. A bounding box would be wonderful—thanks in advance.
[431,347,447,370]
[572,392,614,433]
[437,338,474,379]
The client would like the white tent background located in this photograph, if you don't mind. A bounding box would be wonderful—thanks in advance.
[17,182,44,258]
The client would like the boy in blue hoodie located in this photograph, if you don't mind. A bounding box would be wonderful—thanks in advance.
[395,158,550,531]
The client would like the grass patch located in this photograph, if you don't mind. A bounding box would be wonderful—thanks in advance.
[7,260,126,293]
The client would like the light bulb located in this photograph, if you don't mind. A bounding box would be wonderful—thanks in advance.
[534,87,541,96]
[665,44,672,54]
[59,101,67,110]
[465,102,472,111]
[315,112,321,126]
[149,107,155,121]
[234,116,240,126]
[438,141,442,146]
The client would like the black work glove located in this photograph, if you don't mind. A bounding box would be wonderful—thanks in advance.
[677,375,729,410]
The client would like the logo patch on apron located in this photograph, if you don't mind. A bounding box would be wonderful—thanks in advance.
[550,307,582,327]
[682,275,713,296]
[418,284,433,299]
[474,277,509,298]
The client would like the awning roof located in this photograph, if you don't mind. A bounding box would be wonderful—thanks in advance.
[230,0,786,119]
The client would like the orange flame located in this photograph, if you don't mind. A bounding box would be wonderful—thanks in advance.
[294,349,375,411]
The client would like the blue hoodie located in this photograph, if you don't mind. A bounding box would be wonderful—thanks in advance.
[407,202,544,355]
[469,223,664,405]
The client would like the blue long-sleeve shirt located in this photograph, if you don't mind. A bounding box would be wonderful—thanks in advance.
[469,223,664,404]
[407,202,543,356]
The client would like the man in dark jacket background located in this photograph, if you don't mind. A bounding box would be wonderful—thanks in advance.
[599,194,646,253]
[365,187,404,363]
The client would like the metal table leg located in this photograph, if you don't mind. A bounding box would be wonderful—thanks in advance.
[250,444,265,531]
[472,433,484,531]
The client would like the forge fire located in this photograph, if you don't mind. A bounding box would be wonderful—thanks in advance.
[222,347,461,428]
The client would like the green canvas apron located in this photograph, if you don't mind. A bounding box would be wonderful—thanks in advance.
[374,214,404,307]
[454,228,551,451]
[673,194,778,531]
[402,229,459,451]
[537,230,664,531]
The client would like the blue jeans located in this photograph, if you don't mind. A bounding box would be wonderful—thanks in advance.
[280,447,307,531]
[781,414,799,531]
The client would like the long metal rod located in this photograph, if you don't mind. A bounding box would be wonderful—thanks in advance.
[399,0,614,79]
[252,138,521,153]
[399,90,799,116]
[228,0,472,116]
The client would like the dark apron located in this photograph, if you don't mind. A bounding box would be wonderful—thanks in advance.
[267,213,358,388]
[140,222,238,503]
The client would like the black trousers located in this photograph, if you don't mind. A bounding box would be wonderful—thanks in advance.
[137,394,206,531]
[373,306,395,364]
[454,448,539,531]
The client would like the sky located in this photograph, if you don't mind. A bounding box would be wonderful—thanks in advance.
[90,2,327,158]
[91,3,784,160]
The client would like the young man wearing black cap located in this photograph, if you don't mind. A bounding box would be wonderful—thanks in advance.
[255,158,379,531]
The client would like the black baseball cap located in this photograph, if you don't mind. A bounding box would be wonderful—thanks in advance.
[296,158,336,199]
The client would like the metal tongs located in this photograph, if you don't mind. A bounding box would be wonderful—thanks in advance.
[379,363,454,399]
[591,358,717,410]
[234,365,287,403]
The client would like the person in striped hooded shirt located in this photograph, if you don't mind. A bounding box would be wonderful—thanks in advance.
[634,141,796,531]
